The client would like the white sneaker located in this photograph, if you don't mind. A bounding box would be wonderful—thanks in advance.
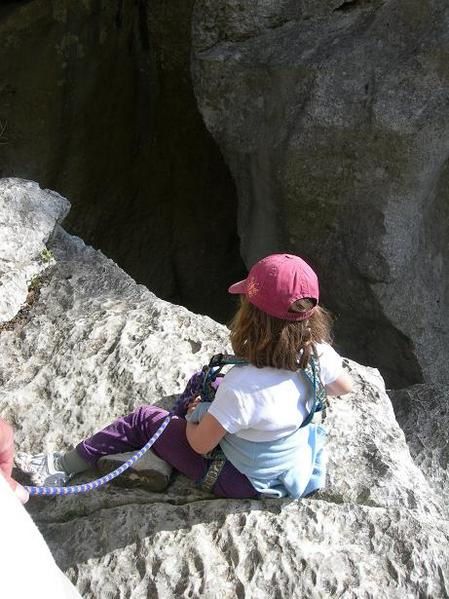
[16,451,73,487]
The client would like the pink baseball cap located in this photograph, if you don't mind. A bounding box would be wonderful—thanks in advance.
[228,254,319,321]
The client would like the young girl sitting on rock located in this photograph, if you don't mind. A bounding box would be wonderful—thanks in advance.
[23,254,352,499]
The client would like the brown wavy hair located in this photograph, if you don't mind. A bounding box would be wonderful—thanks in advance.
[229,297,333,370]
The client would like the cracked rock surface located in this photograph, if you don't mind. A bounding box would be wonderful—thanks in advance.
[389,384,449,513]
[0,180,448,598]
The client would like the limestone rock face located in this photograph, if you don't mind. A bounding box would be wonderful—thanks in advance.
[0,178,69,323]
[191,0,449,387]
[389,384,449,507]
[0,180,447,598]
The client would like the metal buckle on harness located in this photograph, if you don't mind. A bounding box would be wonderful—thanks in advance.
[197,449,227,493]
[201,354,247,401]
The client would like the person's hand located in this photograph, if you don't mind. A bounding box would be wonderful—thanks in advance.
[186,395,201,416]
[0,418,29,504]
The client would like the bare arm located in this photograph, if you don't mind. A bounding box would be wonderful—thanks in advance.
[185,413,227,455]
[325,372,353,396]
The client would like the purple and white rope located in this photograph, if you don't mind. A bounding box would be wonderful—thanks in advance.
[24,414,173,497]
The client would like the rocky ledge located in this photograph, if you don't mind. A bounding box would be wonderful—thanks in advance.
[0,179,447,598]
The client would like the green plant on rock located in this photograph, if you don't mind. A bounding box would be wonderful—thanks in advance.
[40,247,54,264]
[29,274,42,291]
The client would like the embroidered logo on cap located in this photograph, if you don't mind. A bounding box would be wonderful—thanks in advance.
[246,276,261,298]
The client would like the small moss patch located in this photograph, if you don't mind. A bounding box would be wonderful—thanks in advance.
[0,273,48,334]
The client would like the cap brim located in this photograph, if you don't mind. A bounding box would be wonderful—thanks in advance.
[228,279,247,294]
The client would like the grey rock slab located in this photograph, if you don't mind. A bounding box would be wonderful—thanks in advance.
[31,497,449,599]
[0,227,230,452]
[0,178,69,323]
[322,360,443,518]
[389,384,449,516]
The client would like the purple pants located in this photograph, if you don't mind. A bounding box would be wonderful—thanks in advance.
[76,405,258,499]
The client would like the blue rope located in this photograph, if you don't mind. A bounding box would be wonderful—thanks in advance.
[24,414,173,497]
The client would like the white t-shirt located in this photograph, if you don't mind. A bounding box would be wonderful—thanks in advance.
[208,342,343,442]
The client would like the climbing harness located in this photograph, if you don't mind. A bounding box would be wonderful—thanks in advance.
[205,351,327,426]
[23,350,327,497]
[185,351,328,492]
[201,353,247,398]
[172,353,247,416]
[198,448,227,493]
[300,346,328,427]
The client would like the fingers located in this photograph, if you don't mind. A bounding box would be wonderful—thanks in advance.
[0,418,29,503]
[187,396,201,414]
[0,418,14,480]
[2,473,29,504]
[15,484,30,503]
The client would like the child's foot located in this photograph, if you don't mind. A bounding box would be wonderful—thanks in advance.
[16,452,73,487]
[97,450,172,492]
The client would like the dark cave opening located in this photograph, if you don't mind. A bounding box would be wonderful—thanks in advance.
[0,0,246,325]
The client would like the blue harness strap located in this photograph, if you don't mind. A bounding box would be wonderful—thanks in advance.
[24,413,173,496]
[300,350,328,427]
[206,351,327,428]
